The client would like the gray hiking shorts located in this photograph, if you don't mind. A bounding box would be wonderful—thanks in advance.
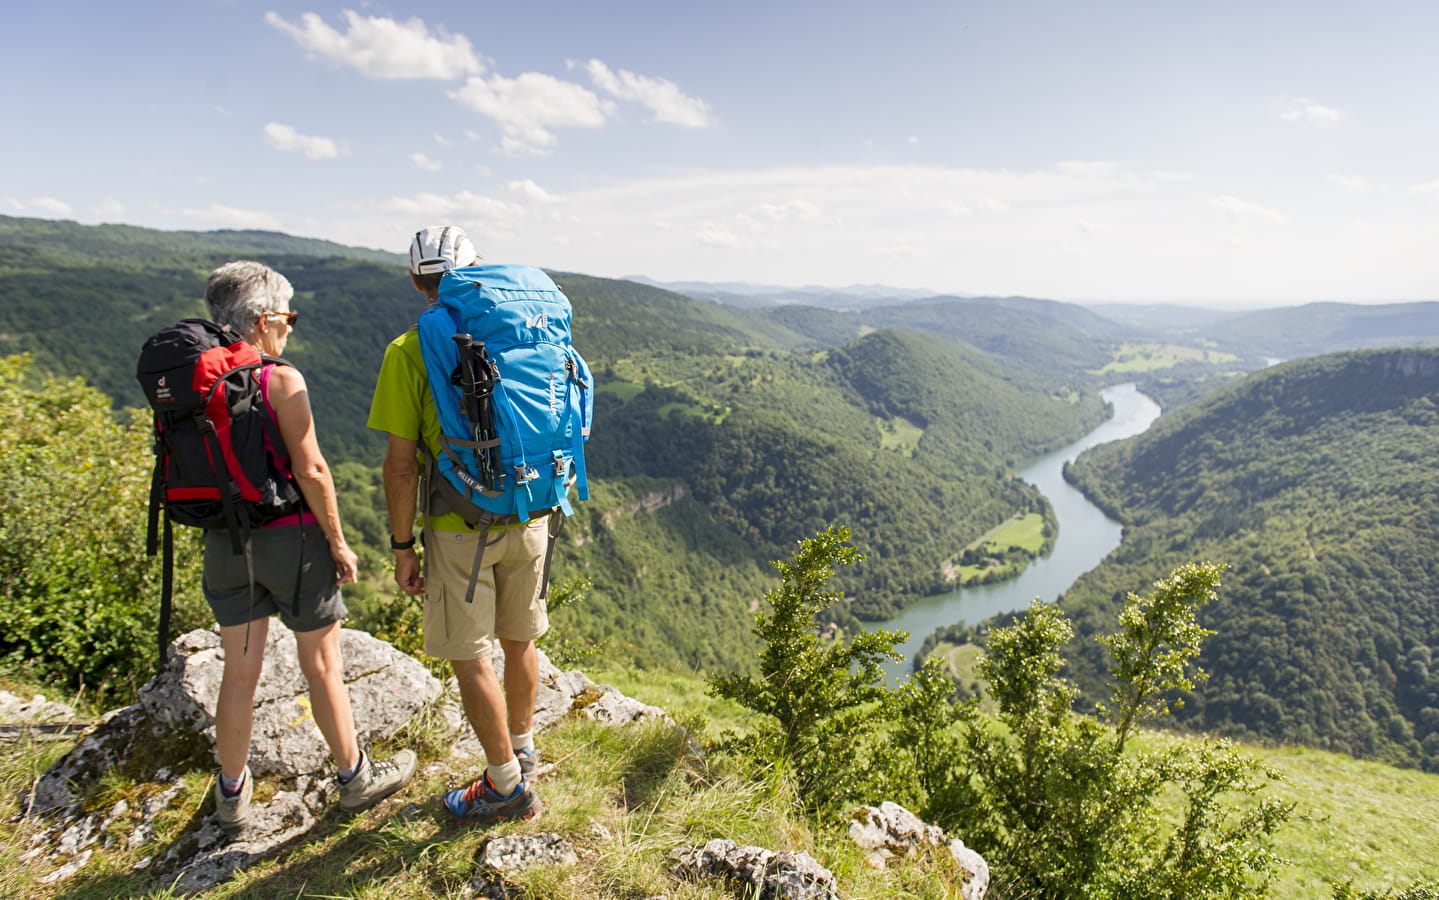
[202,521,347,632]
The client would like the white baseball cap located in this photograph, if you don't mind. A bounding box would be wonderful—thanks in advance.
[409,225,479,275]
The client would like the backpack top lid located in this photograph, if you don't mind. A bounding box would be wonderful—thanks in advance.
[136,318,262,413]
[439,263,559,296]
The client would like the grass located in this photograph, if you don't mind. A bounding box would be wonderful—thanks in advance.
[877,415,925,454]
[1,705,976,900]
[948,512,1048,583]
[6,667,1438,900]
[1096,342,1240,374]
[594,379,643,403]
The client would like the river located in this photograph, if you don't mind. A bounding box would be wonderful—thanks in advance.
[876,382,1162,680]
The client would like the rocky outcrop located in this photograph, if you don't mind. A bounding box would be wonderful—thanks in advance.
[848,802,988,899]
[138,625,442,776]
[670,839,839,900]
[22,624,670,893]
[598,484,688,530]
[467,832,582,898]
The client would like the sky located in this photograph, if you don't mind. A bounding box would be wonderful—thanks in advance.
[3,0,1438,307]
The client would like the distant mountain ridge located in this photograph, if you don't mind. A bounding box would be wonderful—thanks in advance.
[626,275,953,310]
[0,214,403,265]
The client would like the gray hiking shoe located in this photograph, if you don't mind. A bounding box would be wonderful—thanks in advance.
[338,749,417,813]
[515,746,538,778]
[214,766,253,835]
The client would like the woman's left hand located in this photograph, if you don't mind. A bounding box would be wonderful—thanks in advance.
[330,541,359,585]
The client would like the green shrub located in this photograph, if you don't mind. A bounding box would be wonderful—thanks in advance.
[714,536,1294,899]
[0,355,208,704]
[707,526,906,812]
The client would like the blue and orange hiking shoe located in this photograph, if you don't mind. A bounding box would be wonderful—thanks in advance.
[515,746,539,779]
[443,773,542,825]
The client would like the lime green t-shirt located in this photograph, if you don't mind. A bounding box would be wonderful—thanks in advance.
[367,328,474,533]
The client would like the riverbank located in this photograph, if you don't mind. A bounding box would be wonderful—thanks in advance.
[874,383,1162,680]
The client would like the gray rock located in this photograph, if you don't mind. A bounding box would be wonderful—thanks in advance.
[139,623,443,776]
[481,832,580,872]
[142,785,320,895]
[0,689,77,722]
[25,623,682,894]
[847,802,989,900]
[26,703,158,817]
[465,833,580,899]
[671,838,839,900]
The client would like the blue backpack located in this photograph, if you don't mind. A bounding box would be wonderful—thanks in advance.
[417,265,592,596]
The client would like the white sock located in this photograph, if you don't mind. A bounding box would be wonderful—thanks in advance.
[487,757,523,796]
[219,769,246,796]
[510,731,534,753]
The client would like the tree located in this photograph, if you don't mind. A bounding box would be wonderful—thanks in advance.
[707,526,905,811]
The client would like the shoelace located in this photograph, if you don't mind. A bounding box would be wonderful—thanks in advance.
[461,774,497,804]
[368,757,399,777]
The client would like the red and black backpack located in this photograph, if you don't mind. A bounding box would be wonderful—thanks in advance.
[136,318,304,663]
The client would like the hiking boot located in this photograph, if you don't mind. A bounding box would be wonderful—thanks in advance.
[214,766,253,835]
[443,773,542,825]
[514,746,538,778]
[338,749,417,813]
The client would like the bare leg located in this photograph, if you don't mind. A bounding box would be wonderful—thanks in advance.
[497,638,539,737]
[451,655,513,764]
[215,618,271,780]
[293,621,359,772]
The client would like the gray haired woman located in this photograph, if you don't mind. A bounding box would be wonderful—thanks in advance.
[201,260,414,833]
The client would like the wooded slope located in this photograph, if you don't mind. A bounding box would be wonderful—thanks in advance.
[1064,349,1439,770]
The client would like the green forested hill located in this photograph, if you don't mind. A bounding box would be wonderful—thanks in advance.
[1063,349,1439,770]
[0,214,401,264]
[1201,301,1439,359]
[859,294,1126,375]
[0,217,1111,671]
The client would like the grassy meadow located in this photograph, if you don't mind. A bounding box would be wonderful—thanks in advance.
[5,666,1434,900]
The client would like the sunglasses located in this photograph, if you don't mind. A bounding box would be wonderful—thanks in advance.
[266,310,299,326]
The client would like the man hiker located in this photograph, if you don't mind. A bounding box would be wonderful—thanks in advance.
[367,226,550,824]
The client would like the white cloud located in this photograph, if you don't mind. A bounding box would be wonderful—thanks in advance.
[1211,195,1287,223]
[169,203,283,230]
[376,190,527,234]
[1410,180,1439,199]
[4,198,22,212]
[697,224,742,248]
[450,72,613,156]
[433,133,453,147]
[753,199,822,222]
[1059,161,1120,177]
[875,244,922,259]
[581,59,713,128]
[1329,173,1375,192]
[907,136,920,145]
[264,122,342,160]
[264,10,483,80]
[1281,98,1342,126]
[507,179,555,203]
[410,152,443,172]
[29,197,73,216]
[91,197,125,217]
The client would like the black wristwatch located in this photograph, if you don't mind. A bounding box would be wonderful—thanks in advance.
[390,534,417,551]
